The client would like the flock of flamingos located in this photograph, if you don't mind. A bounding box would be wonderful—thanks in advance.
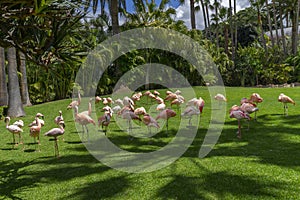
[4,89,296,158]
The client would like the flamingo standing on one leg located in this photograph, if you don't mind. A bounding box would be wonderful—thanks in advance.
[229,109,250,139]
[5,117,24,148]
[73,105,96,142]
[214,93,227,109]
[156,108,176,135]
[143,113,160,135]
[44,121,65,158]
[240,102,258,130]
[121,109,141,134]
[278,93,295,116]
[29,116,42,151]
[181,106,200,126]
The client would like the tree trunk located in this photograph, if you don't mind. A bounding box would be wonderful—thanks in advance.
[190,0,196,29]
[110,0,119,35]
[214,0,219,47]
[0,47,8,106]
[271,0,280,46]
[234,0,237,51]
[200,0,207,33]
[229,0,235,60]
[291,0,300,55]
[7,47,25,117]
[266,0,274,47]
[205,1,211,38]
[279,3,287,57]
[18,51,32,106]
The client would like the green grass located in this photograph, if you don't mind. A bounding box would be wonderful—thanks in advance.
[1,86,300,199]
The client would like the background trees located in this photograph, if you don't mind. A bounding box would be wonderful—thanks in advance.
[0,0,300,111]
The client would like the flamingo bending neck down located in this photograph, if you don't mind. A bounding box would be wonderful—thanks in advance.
[156,108,176,135]
[278,93,295,116]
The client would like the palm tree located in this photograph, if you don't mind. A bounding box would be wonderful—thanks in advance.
[0,47,8,106]
[291,0,300,55]
[18,51,31,106]
[278,1,287,56]
[190,0,196,29]
[7,47,25,117]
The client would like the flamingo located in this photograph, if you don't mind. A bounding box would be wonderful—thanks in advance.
[240,102,258,129]
[81,98,93,116]
[214,93,227,102]
[67,90,81,109]
[121,109,141,133]
[5,117,23,147]
[95,96,102,104]
[156,102,166,112]
[143,113,160,134]
[54,110,64,125]
[278,93,295,116]
[98,109,112,135]
[181,106,200,126]
[54,110,65,141]
[153,90,160,96]
[44,121,65,158]
[156,108,176,135]
[73,105,96,142]
[187,97,205,114]
[29,113,45,127]
[29,116,42,151]
[229,109,251,139]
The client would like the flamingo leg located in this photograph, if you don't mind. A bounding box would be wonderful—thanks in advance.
[166,119,169,135]
[86,125,89,143]
[55,138,59,158]
[188,117,192,126]
[237,120,242,139]
[12,133,15,145]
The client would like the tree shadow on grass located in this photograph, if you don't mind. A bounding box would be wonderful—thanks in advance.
[156,161,285,199]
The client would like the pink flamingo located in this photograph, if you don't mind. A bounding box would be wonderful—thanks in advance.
[156,108,176,135]
[181,106,200,126]
[98,108,112,135]
[29,116,42,151]
[67,91,81,109]
[278,93,295,116]
[5,117,23,147]
[29,113,45,127]
[121,109,141,133]
[143,113,160,134]
[73,105,96,142]
[229,110,250,139]
[44,121,65,158]
[54,110,64,125]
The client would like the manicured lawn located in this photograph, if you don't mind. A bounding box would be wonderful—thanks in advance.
[1,86,300,199]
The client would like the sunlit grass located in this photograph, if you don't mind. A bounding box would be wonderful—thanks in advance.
[1,86,300,199]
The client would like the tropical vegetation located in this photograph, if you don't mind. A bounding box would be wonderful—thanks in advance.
[0,0,300,113]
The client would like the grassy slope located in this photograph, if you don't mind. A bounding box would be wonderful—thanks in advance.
[1,86,300,200]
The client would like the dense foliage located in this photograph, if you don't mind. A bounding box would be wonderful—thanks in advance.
[1,0,300,104]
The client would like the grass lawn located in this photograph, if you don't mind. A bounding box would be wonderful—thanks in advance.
[1,86,300,200]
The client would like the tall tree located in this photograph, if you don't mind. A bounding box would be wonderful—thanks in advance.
[291,0,300,55]
[0,47,8,106]
[279,1,287,56]
[7,47,25,117]
[190,0,196,29]
[18,51,31,106]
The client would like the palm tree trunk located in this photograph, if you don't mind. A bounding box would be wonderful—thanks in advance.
[0,47,8,106]
[279,3,287,57]
[18,51,32,106]
[214,0,219,47]
[190,0,196,29]
[292,0,300,55]
[200,0,207,33]
[110,0,120,35]
[271,0,280,46]
[7,47,25,117]
[266,0,274,47]
[229,0,235,60]
[234,0,237,51]
[205,0,211,38]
